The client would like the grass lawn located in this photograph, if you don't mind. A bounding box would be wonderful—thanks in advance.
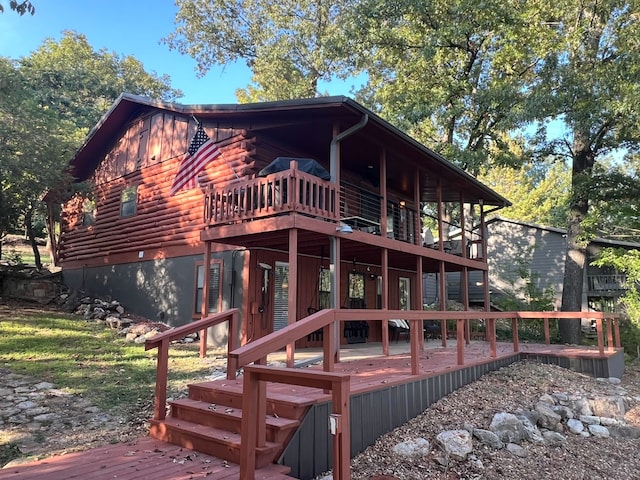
[0,307,219,420]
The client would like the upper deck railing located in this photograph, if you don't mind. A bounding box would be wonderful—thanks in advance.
[204,161,339,226]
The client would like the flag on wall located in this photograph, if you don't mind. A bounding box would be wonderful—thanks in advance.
[170,124,221,195]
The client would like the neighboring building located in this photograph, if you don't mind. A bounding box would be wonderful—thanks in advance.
[450,216,637,312]
[47,94,510,348]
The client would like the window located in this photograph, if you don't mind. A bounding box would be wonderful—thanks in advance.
[81,198,96,226]
[399,276,411,310]
[348,272,365,308]
[318,269,332,309]
[120,185,138,217]
[194,261,222,315]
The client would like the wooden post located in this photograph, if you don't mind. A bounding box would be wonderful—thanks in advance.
[512,317,519,352]
[416,256,424,351]
[200,241,212,358]
[332,376,351,480]
[596,317,605,357]
[614,316,621,348]
[240,370,257,480]
[286,228,298,367]
[606,317,614,352]
[323,313,335,373]
[488,317,496,358]
[543,316,550,345]
[456,318,464,366]
[410,319,420,375]
[382,249,390,356]
[153,338,170,421]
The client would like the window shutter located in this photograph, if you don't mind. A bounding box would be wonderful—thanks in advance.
[273,263,289,331]
[207,264,221,313]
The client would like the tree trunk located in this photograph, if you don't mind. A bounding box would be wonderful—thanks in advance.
[24,205,42,270]
[559,134,594,344]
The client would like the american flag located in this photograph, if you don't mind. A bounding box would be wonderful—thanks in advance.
[170,124,221,195]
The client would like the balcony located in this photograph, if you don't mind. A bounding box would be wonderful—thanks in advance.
[204,165,340,226]
[203,164,483,260]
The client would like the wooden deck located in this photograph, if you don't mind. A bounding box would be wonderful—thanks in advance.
[0,437,294,480]
[0,340,623,480]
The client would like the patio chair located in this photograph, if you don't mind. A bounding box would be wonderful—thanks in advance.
[388,319,410,342]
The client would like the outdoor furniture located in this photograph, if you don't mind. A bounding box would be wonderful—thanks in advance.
[424,320,441,340]
[389,319,410,342]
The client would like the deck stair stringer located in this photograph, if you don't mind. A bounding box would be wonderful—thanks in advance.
[149,377,317,472]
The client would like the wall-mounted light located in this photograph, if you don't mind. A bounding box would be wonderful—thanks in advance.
[336,223,353,234]
[399,200,406,207]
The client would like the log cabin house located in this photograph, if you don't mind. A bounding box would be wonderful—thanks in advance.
[49,93,511,350]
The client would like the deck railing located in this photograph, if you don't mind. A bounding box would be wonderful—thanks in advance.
[144,309,239,420]
[144,308,619,479]
[225,308,619,479]
[204,161,339,226]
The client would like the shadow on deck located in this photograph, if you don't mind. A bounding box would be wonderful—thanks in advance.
[0,340,623,480]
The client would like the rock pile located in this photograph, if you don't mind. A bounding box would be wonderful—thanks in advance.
[391,376,640,468]
[57,292,195,345]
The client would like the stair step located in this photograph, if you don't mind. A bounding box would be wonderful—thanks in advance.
[188,381,316,420]
[256,463,297,479]
[170,398,300,443]
[149,417,280,468]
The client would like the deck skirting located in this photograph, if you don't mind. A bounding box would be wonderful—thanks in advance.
[278,349,624,480]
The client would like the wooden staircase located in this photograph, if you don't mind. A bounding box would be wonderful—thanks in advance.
[149,379,316,476]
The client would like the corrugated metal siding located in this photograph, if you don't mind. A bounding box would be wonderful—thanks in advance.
[280,355,520,479]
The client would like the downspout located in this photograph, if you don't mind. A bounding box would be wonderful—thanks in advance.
[329,113,369,357]
[329,114,369,181]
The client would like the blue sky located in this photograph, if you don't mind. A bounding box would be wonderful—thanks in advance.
[0,0,359,104]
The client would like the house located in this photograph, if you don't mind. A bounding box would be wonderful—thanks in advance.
[451,216,637,313]
[48,94,510,348]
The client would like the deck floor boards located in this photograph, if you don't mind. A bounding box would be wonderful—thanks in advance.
[0,341,620,480]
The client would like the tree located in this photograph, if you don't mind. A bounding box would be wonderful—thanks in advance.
[531,1,640,343]
[20,31,182,130]
[477,159,571,228]
[348,0,557,175]
[164,0,353,101]
[0,1,34,15]
[1,33,181,268]
[0,57,77,265]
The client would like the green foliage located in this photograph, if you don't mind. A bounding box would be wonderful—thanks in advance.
[593,248,640,355]
[478,159,571,227]
[348,0,558,175]
[20,31,182,130]
[0,32,181,265]
[166,0,353,101]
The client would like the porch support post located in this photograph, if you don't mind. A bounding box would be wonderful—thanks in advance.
[437,182,447,347]
[460,193,470,345]
[416,256,424,351]
[480,202,490,312]
[286,228,298,367]
[330,122,342,364]
[380,148,390,356]
[381,248,390,356]
[200,241,212,357]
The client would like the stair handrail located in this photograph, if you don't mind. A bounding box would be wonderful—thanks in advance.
[227,308,338,379]
[145,309,239,420]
